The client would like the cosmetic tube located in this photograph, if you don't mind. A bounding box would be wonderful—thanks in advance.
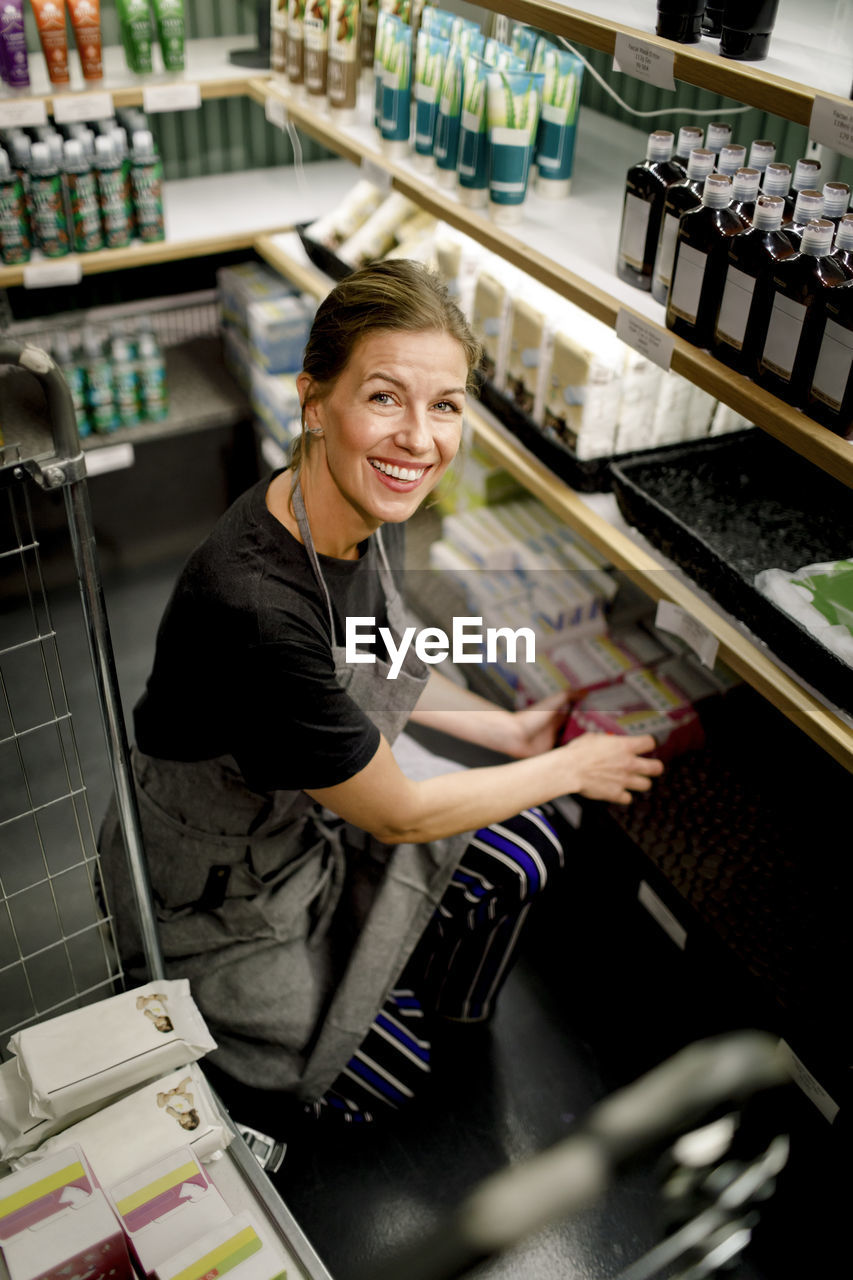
[287,0,305,87]
[31,0,70,87]
[509,22,537,67]
[432,44,463,187]
[328,0,359,120]
[0,1,30,91]
[271,0,287,73]
[486,68,543,225]
[360,0,378,73]
[533,45,583,200]
[412,27,448,169]
[379,16,411,158]
[457,54,489,208]
[421,6,454,40]
[373,9,396,130]
[116,0,154,75]
[482,38,523,70]
[67,0,103,81]
[304,0,329,98]
[451,20,484,61]
[720,0,780,61]
[151,0,185,74]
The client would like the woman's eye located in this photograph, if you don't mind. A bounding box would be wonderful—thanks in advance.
[369,391,395,405]
[433,400,462,414]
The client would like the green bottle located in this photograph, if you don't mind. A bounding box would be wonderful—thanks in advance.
[130,130,165,243]
[0,148,32,265]
[53,331,91,436]
[152,0,186,73]
[63,139,104,253]
[83,329,118,434]
[111,334,142,427]
[28,142,70,258]
[117,0,155,74]
[95,136,133,249]
[136,330,169,420]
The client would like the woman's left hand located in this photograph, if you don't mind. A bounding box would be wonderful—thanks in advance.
[504,691,575,759]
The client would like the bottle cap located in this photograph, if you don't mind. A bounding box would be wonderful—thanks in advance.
[747,139,776,170]
[63,139,85,167]
[762,162,791,196]
[646,130,674,161]
[702,173,732,208]
[835,215,853,251]
[792,189,824,223]
[800,219,834,256]
[8,133,31,165]
[110,126,129,157]
[676,125,704,155]
[752,194,785,231]
[732,167,760,201]
[0,149,10,180]
[823,182,851,219]
[47,134,64,167]
[685,148,715,181]
[792,157,821,190]
[706,122,732,153]
[717,144,747,176]
[95,136,115,163]
[132,129,157,159]
[29,142,51,173]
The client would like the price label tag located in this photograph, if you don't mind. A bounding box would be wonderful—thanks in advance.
[23,258,83,289]
[638,881,687,950]
[361,156,392,191]
[265,95,289,130]
[143,82,202,113]
[616,308,675,371]
[84,443,136,476]
[0,98,48,129]
[51,91,113,123]
[655,600,719,669]
[809,95,853,162]
[613,34,676,92]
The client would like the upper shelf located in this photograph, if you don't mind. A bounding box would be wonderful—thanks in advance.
[475,0,853,125]
[255,78,853,489]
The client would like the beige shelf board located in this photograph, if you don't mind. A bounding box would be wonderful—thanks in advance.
[0,159,358,288]
[471,0,852,124]
[469,404,853,774]
[259,82,853,488]
[254,231,337,300]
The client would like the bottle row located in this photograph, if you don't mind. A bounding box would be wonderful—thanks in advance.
[0,1,186,95]
[51,324,169,436]
[656,1,780,62]
[0,110,165,263]
[617,127,853,439]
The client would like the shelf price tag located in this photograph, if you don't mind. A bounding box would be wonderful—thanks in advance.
[638,881,687,950]
[776,1040,840,1124]
[361,156,392,192]
[143,82,202,113]
[612,34,675,92]
[0,98,48,129]
[84,443,136,476]
[23,258,83,289]
[809,96,853,162]
[655,600,719,669]
[265,95,289,130]
[616,308,674,371]
[51,91,113,123]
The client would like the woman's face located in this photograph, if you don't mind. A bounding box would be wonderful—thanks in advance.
[299,328,468,531]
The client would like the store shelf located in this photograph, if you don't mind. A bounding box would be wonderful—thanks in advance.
[254,79,853,488]
[469,0,853,124]
[0,158,358,288]
[469,403,853,774]
[0,36,258,120]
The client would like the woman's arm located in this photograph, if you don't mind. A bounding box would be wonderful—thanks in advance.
[410,669,572,758]
[306,730,663,845]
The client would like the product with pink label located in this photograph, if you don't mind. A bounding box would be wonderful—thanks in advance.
[153,1208,290,1280]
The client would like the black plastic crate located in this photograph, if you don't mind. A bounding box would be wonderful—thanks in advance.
[610,431,853,714]
[296,225,354,282]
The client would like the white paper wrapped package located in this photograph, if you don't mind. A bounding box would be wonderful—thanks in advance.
[0,1058,112,1162]
[8,980,217,1122]
[154,1209,290,1280]
[12,1064,230,1189]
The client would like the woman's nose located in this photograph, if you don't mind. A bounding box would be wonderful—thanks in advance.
[394,404,433,453]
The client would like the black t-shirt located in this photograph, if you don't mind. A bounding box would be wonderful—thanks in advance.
[134,472,405,793]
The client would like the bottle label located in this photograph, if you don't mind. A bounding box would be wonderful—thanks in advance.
[653,212,680,290]
[715,266,756,350]
[761,292,807,380]
[669,243,707,324]
[810,317,853,411]
[618,192,651,271]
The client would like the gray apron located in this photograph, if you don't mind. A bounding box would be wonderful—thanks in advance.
[100,481,470,1100]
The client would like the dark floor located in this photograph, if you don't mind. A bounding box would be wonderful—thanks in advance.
[2,487,845,1280]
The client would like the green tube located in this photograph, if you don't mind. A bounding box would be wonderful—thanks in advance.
[116,0,154,75]
[533,46,584,200]
[486,68,543,224]
[151,0,185,73]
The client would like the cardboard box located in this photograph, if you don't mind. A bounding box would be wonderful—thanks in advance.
[154,1209,290,1280]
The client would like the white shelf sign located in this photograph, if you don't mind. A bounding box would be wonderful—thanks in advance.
[655,600,719,669]
[51,91,114,123]
[638,881,687,950]
[0,98,48,129]
[616,308,675,371]
[613,34,675,92]
[809,96,853,162]
[777,1040,840,1124]
[361,156,393,193]
[265,96,289,130]
[143,82,202,113]
[23,258,83,289]
[84,443,136,476]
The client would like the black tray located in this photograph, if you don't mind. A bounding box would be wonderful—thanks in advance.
[296,225,354,282]
[610,432,853,714]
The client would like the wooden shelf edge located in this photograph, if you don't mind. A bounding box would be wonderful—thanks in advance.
[253,235,333,299]
[469,408,853,774]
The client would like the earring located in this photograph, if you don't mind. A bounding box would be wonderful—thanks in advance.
[307,425,324,436]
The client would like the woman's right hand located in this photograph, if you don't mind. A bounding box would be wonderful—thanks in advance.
[561,732,664,805]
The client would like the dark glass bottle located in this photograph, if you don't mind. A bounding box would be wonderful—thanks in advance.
[756,219,849,404]
[730,166,761,222]
[786,189,825,246]
[616,130,682,291]
[703,5,725,36]
[666,173,748,346]
[717,144,747,177]
[673,124,704,169]
[747,138,776,176]
[784,157,822,220]
[705,121,732,159]
[830,215,853,278]
[803,277,853,437]
[651,147,716,304]
[822,182,851,233]
[656,0,705,42]
[720,0,781,61]
[761,162,792,213]
[711,194,795,373]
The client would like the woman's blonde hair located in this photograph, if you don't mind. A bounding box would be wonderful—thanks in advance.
[290,259,483,475]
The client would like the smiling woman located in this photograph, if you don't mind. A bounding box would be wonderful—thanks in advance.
[98,260,663,1130]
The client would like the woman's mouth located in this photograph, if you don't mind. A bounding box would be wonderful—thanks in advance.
[368,458,431,486]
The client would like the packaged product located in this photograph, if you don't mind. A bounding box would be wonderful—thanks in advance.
[560,670,704,762]
[250,367,302,450]
[336,190,419,267]
[153,1209,291,1280]
[471,268,513,387]
[303,178,384,250]
[247,294,313,374]
[0,1058,108,1161]
[217,262,293,336]
[541,313,624,459]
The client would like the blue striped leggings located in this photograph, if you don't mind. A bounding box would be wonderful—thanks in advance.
[309,807,565,1122]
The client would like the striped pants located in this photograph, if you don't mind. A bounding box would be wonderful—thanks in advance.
[309,807,565,1122]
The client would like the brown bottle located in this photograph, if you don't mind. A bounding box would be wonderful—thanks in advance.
[784,157,822,220]
[830,215,853,279]
[756,219,849,404]
[747,138,776,177]
[651,147,716,305]
[804,276,853,438]
[786,188,825,245]
[673,124,704,169]
[712,194,796,373]
[730,166,761,222]
[617,130,683,290]
[716,144,747,177]
[666,173,749,347]
[761,162,792,218]
[822,182,851,233]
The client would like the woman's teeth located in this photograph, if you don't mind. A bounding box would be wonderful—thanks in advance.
[370,460,427,481]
